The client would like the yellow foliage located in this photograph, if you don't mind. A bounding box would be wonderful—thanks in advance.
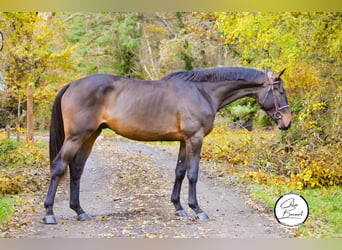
[0,139,48,196]
[0,12,76,129]
[242,171,270,184]
[0,175,25,196]
[202,123,342,189]
[0,133,6,140]
[290,149,342,189]
[144,24,168,36]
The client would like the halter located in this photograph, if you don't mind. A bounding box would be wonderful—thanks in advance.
[260,74,289,120]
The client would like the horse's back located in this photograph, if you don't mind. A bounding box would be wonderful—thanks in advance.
[61,74,215,141]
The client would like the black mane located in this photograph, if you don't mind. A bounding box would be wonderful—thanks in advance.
[161,67,265,83]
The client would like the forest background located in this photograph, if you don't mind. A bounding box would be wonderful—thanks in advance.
[0,12,341,237]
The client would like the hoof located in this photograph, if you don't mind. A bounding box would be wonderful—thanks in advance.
[77,213,91,221]
[175,210,188,217]
[196,212,209,221]
[43,215,57,224]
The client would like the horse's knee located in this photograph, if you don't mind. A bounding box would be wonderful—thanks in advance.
[187,170,198,183]
[51,159,67,178]
[175,165,186,179]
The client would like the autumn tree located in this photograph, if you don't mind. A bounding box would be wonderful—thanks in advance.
[215,12,342,145]
[64,12,229,80]
[0,12,75,136]
[142,12,228,77]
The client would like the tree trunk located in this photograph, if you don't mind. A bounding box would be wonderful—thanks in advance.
[6,125,10,140]
[26,84,34,144]
[17,99,20,143]
[16,123,20,143]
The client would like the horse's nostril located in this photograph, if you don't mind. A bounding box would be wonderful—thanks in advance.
[279,120,291,130]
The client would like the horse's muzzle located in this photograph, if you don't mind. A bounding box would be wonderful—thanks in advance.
[278,113,292,130]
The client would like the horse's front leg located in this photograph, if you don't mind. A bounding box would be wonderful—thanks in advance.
[185,134,209,221]
[171,141,188,217]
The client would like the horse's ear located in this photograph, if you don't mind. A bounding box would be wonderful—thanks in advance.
[266,67,273,82]
[274,68,286,79]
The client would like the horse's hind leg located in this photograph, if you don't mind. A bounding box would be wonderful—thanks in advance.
[43,153,65,224]
[44,131,96,224]
[69,128,101,221]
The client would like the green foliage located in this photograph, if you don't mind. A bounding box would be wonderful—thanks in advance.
[0,197,16,225]
[177,51,194,71]
[227,98,257,123]
[254,110,272,127]
[229,105,255,122]
[65,12,143,79]
[249,184,342,237]
[113,13,143,78]
[0,138,17,154]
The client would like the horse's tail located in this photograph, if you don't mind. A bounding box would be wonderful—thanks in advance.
[49,84,70,182]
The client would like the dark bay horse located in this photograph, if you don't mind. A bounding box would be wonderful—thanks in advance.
[44,67,292,224]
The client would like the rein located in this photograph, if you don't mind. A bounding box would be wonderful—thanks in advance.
[260,74,289,120]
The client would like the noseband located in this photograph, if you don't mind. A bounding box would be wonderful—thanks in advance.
[260,74,289,120]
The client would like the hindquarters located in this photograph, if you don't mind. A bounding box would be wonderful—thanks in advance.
[60,74,118,139]
[49,83,70,166]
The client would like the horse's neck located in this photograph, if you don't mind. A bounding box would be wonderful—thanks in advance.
[203,80,263,111]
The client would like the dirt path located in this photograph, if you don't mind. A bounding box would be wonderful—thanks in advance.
[6,137,291,238]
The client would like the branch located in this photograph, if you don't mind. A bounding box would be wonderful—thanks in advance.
[155,12,176,38]
[63,13,82,23]
[143,64,154,80]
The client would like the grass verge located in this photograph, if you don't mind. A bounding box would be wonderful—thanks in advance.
[0,196,17,225]
[248,183,342,238]
[201,118,342,238]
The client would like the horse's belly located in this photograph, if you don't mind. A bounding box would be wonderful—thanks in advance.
[104,116,183,141]
[114,125,183,141]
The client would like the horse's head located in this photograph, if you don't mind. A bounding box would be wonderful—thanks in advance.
[258,68,292,130]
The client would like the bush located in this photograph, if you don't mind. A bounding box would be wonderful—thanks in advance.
[0,175,24,196]
[202,123,342,189]
[226,98,257,124]
[0,139,49,197]
[289,147,342,189]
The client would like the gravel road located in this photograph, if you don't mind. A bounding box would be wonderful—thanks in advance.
[4,137,291,238]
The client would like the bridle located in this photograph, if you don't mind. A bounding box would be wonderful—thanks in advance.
[260,74,290,120]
